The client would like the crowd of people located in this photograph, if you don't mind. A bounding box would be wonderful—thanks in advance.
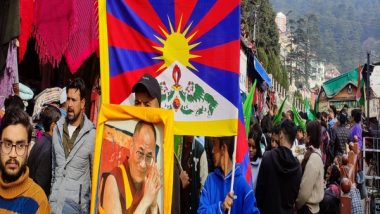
[0,74,370,214]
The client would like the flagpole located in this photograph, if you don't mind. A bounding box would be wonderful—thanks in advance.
[228,135,238,214]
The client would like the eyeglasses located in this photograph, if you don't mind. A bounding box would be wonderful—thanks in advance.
[135,150,154,166]
[0,141,29,156]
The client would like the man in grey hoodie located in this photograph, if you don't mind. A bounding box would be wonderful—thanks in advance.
[256,119,302,214]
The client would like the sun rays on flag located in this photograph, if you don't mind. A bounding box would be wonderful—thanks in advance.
[153,17,201,72]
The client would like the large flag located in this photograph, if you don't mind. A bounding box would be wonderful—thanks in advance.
[243,79,257,135]
[99,0,241,136]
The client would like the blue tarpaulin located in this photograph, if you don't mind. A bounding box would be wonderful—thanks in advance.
[254,57,272,87]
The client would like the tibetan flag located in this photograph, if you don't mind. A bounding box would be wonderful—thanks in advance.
[243,79,257,136]
[99,0,241,136]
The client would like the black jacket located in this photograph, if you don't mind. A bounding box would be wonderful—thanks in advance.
[256,146,302,214]
[27,133,52,197]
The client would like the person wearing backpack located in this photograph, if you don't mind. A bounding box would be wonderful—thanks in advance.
[296,121,324,214]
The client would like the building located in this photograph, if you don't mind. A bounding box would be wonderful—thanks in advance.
[309,60,325,88]
[275,12,287,34]
[317,68,361,113]
[324,64,340,80]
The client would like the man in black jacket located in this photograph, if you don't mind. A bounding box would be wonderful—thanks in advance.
[28,105,61,197]
[256,119,302,214]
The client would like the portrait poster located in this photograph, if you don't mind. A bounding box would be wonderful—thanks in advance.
[90,104,174,213]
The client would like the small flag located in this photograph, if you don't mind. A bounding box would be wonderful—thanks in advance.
[356,64,365,106]
[305,98,316,121]
[292,105,306,132]
[273,96,288,125]
[243,79,257,135]
[237,97,252,185]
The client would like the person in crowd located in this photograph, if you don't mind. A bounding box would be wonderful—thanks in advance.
[296,126,305,145]
[319,164,341,214]
[249,131,262,192]
[101,121,161,213]
[296,121,324,214]
[341,177,364,214]
[261,109,273,134]
[131,73,181,213]
[350,109,362,149]
[328,105,337,129]
[251,123,267,154]
[335,111,351,154]
[316,112,329,165]
[256,119,302,213]
[4,95,25,111]
[0,108,50,213]
[0,95,25,126]
[180,136,208,213]
[204,137,215,173]
[198,136,260,214]
[286,110,294,121]
[49,78,96,213]
[268,125,280,150]
[325,117,342,172]
[59,87,68,118]
[28,105,61,197]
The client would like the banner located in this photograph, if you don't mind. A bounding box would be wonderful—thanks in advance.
[91,104,174,213]
[99,0,241,136]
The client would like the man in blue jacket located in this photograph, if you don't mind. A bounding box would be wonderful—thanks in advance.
[198,136,260,214]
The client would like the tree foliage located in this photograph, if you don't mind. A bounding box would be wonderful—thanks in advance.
[287,14,321,87]
[270,0,380,72]
[241,0,289,90]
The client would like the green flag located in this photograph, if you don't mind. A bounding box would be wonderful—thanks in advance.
[273,96,288,125]
[243,79,257,135]
[305,98,316,121]
[292,105,306,132]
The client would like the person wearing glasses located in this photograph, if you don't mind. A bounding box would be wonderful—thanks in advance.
[101,120,161,214]
[0,108,50,213]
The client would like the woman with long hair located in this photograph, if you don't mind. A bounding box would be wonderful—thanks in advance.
[248,131,263,193]
[296,121,324,214]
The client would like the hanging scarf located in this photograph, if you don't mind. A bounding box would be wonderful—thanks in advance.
[33,0,75,67]
[19,0,34,62]
[65,0,98,73]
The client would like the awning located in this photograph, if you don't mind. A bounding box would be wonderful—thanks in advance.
[254,57,272,87]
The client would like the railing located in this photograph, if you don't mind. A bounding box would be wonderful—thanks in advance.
[363,137,380,213]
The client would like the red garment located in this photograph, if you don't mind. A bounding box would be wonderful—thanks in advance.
[65,0,98,73]
[19,0,34,62]
[33,0,75,67]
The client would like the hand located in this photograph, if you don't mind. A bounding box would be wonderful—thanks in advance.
[222,191,234,212]
[180,170,190,188]
[141,163,161,208]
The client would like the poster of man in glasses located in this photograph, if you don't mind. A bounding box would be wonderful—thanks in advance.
[97,119,164,214]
